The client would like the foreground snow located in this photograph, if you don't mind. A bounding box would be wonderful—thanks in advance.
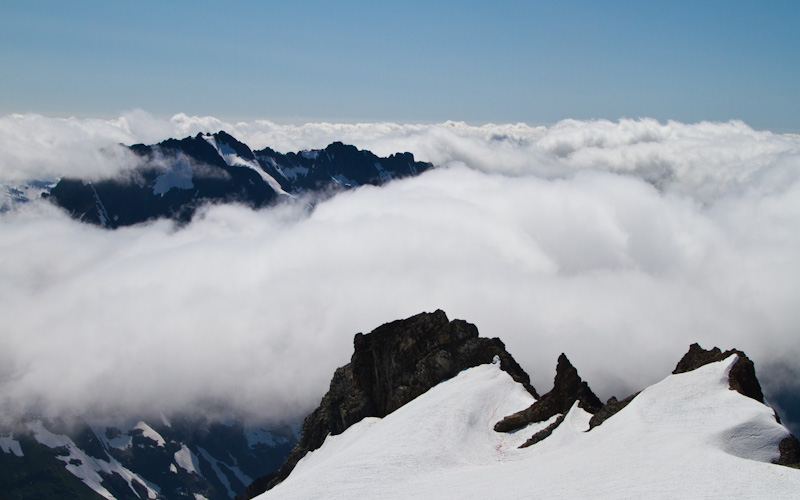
[257,356,799,499]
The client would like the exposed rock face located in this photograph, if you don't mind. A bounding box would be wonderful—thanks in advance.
[494,353,602,434]
[588,393,639,430]
[520,414,566,448]
[672,343,764,403]
[237,310,536,499]
[777,436,800,468]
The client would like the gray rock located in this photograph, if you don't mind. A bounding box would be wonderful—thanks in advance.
[672,343,764,403]
[494,353,602,434]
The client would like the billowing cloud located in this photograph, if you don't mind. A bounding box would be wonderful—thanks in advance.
[3,111,797,201]
[1,113,799,429]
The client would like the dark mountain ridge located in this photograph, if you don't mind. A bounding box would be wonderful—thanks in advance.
[44,132,432,228]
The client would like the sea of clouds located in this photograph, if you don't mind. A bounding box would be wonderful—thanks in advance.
[1,112,798,431]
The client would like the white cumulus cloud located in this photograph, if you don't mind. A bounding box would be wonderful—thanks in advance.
[0,113,798,428]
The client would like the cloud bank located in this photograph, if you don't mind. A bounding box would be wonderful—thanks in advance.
[1,113,799,428]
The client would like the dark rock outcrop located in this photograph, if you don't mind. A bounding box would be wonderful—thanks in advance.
[672,343,764,403]
[258,141,428,193]
[494,353,602,434]
[776,435,800,468]
[520,414,566,448]
[237,310,536,499]
[588,393,639,430]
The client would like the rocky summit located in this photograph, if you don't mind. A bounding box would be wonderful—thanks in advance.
[672,343,764,402]
[238,310,536,499]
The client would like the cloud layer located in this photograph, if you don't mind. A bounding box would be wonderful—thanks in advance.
[1,113,799,427]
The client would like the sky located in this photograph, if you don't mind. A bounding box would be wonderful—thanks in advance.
[1,1,798,131]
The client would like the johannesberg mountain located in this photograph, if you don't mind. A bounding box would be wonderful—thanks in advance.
[42,132,432,228]
[2,310,799,499]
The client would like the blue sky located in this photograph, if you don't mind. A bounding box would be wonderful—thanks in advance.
[1,1,798,131]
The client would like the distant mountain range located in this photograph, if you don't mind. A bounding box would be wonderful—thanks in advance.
[0,413,295,500]
[43,132,433,228]
[2,310,799,499]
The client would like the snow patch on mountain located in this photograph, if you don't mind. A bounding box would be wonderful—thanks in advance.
[174,443,202,476]
[197,445,253,498]
[0,433,23,457]
[274,164,308,181]
[374,162,392,182]
[153,156,194,196]
[26,420,161,500]
[91,424,132,450]
[133,421,166,447]
[330,174,356,187]
[244,426,292,448]
[197,447,235,497]
[203,134,290,196]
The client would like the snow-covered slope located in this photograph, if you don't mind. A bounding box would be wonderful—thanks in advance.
[257,355,800,499]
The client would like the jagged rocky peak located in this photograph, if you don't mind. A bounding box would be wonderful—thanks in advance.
[210,130,257,159]
[347,309,537,417]
[673,342,764,403]
[239,310,536,498]
[494,352,602,435]
[45,132,433,228]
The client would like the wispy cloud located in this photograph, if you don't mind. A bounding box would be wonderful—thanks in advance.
[1,113,798,425]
